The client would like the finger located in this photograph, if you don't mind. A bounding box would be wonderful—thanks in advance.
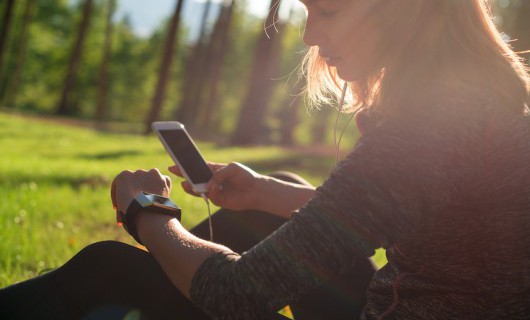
[181,181,201,197]
[116,210,123,225]
[207,182,225,206]
[164,175,172,190]
[168,165,183,177]
[111,176,122,225]
[207,162,227,172]
[148,168,162,177]
[211,162,240,184]
[111,177,117,209]
[112,170,132,212]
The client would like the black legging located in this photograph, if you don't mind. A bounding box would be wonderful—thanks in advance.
[0,172,375,320]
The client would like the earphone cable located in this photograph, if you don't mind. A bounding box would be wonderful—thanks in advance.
[334,82,354,163]
[200,193,213,242]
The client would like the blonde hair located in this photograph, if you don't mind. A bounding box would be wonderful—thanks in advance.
[302,0,530,114]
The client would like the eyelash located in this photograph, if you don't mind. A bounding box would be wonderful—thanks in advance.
[306,4,338,18]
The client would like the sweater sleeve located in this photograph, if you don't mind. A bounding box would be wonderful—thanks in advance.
[190,118,457,319]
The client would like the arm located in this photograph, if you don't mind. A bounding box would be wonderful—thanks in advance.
[134,213,228,299]
[254,175,315,218]
[112,166,375,318]
[111,169,233,299]
[171,162,315,219]
[134,192,374,318]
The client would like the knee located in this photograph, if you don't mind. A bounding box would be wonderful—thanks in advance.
[69,241,145,269]
[80,241,134,258]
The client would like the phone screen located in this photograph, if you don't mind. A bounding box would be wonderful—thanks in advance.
[159,129,213,184]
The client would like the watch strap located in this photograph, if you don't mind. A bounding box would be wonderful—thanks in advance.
[121,198,144,245]
[120,193,182,245]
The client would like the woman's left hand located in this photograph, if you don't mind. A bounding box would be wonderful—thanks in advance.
[111,168,172,223]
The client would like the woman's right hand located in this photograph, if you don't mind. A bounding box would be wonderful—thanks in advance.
[168,162,264,211]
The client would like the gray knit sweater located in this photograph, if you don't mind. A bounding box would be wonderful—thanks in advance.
[190,98,530,319]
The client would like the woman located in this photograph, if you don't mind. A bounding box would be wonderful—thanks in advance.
[2,0,529,319]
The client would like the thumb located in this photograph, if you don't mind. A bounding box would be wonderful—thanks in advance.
[211,162,240,185]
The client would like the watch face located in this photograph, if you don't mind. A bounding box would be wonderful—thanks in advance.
[139,192,180,211]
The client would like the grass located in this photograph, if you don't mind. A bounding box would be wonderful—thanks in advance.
[0,111,386,289]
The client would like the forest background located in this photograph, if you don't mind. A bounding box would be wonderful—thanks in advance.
[0,0,529,145]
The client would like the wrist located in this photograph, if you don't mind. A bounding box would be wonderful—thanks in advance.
[120,192,181,245]
[253,175,275,212]
[135,210,177,241]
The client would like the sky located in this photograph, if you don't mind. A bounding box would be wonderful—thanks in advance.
[114,0,304,39]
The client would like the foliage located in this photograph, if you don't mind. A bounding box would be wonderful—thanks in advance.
[491,0,530,62]
[1,1,524,145]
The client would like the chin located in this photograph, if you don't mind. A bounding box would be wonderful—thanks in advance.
[335,61,378,82]
[335,67,364,82]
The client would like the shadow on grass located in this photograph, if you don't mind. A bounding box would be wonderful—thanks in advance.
[77,150,144,160]
[245,151,336,179]
[1,174,111,190]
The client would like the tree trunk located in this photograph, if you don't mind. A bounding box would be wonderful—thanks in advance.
[175,0,213,129]
[144,0,185,133]
[200,0,235,131]
[2,0,35,107]
[278,79,304,146]
[56,0,93,115]
[0,0,16,86]
[95,0,116,123]
[231,0,284,145]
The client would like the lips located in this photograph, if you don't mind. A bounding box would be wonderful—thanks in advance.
[319,50,341,66]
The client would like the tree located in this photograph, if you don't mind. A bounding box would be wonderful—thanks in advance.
[1,0,36,107]
[277,79,304,146]
[174,0,213,128]
[56,0,94,115]
[0,0,16,87]
[94,0,116,123]
[231,0,284,145]
[200,0,235,131]
[144,0,185,133]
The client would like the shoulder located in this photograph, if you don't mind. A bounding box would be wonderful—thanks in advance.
[359,92,511,146]
[343,95,516,180]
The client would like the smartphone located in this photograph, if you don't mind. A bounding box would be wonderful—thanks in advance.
[152,121,213,194]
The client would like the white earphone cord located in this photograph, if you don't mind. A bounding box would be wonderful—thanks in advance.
[200,193,214,242]
[334,82,355,164]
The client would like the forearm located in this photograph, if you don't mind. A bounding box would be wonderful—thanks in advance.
[135,212,232,299]
[256,176,316,219]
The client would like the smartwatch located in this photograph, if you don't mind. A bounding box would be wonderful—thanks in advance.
[120,192,181,245]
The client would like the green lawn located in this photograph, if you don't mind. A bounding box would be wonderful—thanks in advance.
[0,112,386,288]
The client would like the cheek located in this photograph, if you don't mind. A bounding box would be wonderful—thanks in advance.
[335,23,386,80]
[338,20,384,62]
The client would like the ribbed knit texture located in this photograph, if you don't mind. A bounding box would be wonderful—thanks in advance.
[191,98,530,319]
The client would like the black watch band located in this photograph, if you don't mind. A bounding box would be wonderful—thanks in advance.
[120,192,181,245]
[120,200,144,244]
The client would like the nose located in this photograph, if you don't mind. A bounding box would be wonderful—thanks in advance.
[303,15,327,47]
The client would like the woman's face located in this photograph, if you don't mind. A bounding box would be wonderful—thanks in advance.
[301,0,386,81]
